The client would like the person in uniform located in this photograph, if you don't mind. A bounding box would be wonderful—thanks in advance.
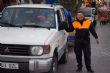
[67,11,99,73]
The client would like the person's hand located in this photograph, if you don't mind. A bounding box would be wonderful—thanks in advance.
[96,38,99,44]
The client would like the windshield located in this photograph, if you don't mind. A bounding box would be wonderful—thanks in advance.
[0,8,56,28]
[79,8,91,17]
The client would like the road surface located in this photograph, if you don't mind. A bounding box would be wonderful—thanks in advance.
[58,22,110,73]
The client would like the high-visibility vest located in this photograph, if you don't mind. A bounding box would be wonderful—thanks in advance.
[72,19,91,30]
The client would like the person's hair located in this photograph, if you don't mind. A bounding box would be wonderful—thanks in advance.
[76,11,85,16]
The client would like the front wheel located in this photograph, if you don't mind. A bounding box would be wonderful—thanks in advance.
[59,45,68,64]
[48,54,58,73]
[59,50,67,64]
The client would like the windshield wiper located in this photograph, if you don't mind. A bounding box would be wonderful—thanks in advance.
[0,22,15,27]
[21,25,51,30]
[22,25,41,27]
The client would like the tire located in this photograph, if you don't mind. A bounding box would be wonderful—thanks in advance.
[48,54,58,73]
[59,53,67,64]
[59,48,68,64]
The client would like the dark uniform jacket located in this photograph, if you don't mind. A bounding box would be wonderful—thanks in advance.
[67,19,98,43]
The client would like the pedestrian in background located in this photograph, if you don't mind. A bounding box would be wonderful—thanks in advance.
[81,0,91,7]
[67,11,99,73]
[3,0,10,6]
[0,0,4,12]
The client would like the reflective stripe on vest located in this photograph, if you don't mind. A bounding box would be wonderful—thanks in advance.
[72,19,91,29]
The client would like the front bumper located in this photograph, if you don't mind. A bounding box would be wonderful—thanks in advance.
[0,56,52,73]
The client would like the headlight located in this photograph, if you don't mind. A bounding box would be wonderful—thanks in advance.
[30,46,43,56]
[30,45,50,56]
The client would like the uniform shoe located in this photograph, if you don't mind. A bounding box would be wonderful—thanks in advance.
[76,67,82,72]
[87,69,94,73]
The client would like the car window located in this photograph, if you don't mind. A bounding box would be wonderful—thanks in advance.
[0,8,56,28]
[1,8,14,23]
[60,8,66,21]
[57,10,62,23]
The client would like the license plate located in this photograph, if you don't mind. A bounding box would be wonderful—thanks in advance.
[0,62,19,69]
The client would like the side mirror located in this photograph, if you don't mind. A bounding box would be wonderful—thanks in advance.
[59,21,68,30]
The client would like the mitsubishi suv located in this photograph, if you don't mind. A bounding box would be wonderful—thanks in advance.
[0,4,68,73]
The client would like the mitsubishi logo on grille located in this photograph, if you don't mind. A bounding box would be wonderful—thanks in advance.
[4,47,11,54]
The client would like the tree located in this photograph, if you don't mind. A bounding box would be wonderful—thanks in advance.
[60,0,81,15]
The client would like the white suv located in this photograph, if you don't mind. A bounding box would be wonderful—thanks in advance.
[0,4,68,73]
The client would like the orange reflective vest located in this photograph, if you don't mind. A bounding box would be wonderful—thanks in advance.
[72,19,91,30]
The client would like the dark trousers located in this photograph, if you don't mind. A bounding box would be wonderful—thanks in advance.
[74,39,91,70]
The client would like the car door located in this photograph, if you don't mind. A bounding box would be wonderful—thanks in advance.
[56,9,68,60]
[60,8,68,46]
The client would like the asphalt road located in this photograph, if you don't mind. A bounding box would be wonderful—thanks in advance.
[58,21,110,73]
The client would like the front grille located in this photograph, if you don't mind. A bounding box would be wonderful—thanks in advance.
[0,44,30,56]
